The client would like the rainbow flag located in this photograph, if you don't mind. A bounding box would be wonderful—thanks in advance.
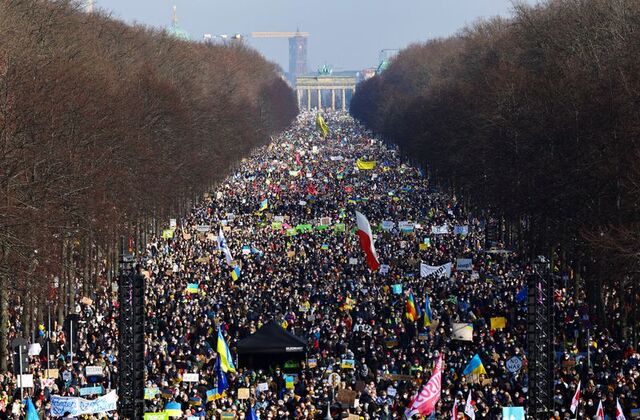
[405,292,420,322]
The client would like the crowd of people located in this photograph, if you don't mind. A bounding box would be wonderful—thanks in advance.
[1,112,638,419]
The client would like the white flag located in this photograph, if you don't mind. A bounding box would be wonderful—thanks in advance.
[218,227,233,265]
[596,400,604,420]
[464,391,475,420]
[616,398,626,420]
[570,381,581,414]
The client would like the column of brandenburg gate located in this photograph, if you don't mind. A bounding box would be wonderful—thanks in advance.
[295,75,357,111]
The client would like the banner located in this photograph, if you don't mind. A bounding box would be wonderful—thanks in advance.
[454,225,469,235]
[356,159,376,170]
[144,412,169,420]
[79,386,104,396]
[456,258,473,271]
[398,221,415,233]
[431,225,450,235]
[51,390,118,417]
[451,323,473,341]
[381,221,395,231]
[420,262,452,279]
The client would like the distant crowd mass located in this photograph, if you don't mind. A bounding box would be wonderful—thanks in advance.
[1,113,638,419]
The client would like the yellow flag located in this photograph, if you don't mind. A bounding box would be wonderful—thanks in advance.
[490,317,507,329]
[316,114,329,137]
[356,159,376,170]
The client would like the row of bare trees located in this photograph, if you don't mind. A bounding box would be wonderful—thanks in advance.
[0,0,297,369]
[351,0,640,341]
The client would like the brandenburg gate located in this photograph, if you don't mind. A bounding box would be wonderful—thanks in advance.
[295,75,357,111]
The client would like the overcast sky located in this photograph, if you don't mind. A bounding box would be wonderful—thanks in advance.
[95,0,538,72]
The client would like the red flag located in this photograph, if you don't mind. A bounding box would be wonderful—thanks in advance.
[404,355,443,418]
[451,399,458,420]
[570,381,581,414]
[355,211,380,271]
[295,152,301,166]
[306,184,318,196]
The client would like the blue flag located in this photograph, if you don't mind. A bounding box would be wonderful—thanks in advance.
[216,357,229,395]
[246,406,259,420]
[25,398,38,420]
[516,286,528,304]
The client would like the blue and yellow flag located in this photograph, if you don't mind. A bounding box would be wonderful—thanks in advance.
[463,354,487,376]
[186,283,199,294]
[217,328,236,373]
[423,294,433,327]
[258,199,268,213]
[316,113,329,137]
[230,266,241,281]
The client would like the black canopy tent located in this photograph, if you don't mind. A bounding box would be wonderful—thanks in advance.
[236,321,307,369]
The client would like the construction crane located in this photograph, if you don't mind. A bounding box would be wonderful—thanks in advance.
[250,31,309,79]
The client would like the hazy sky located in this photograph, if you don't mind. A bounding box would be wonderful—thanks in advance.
[95,0,537,72]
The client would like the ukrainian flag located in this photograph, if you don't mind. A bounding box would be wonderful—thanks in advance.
[230,266,241,281]
[217,328,236,373]
[186,283,199,294]
[258,199,268,213]
[405,292,420,322]
[316,113,329,137]
[164,401,182,417]
[206,388,220,401]
[423,294,433,327]
[463,354,487,376]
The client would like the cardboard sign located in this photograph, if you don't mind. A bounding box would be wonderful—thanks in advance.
[336,389,357,406]
[382,373,414,382]
[80,296,93,305]
[237,388,250,400]
[45,369,59,379]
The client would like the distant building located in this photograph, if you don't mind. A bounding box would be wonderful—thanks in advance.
[168,6,190,41]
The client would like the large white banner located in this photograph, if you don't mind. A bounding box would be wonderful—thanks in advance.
[420,262,452,279]
[431,225,450,235]
[51,390,118,417]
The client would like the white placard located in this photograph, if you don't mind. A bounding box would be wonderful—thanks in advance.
[18,374,34,388]
[170,219,177,229]
[451,323,473,341]
[85,366,103,377]
[182,373,199,382]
